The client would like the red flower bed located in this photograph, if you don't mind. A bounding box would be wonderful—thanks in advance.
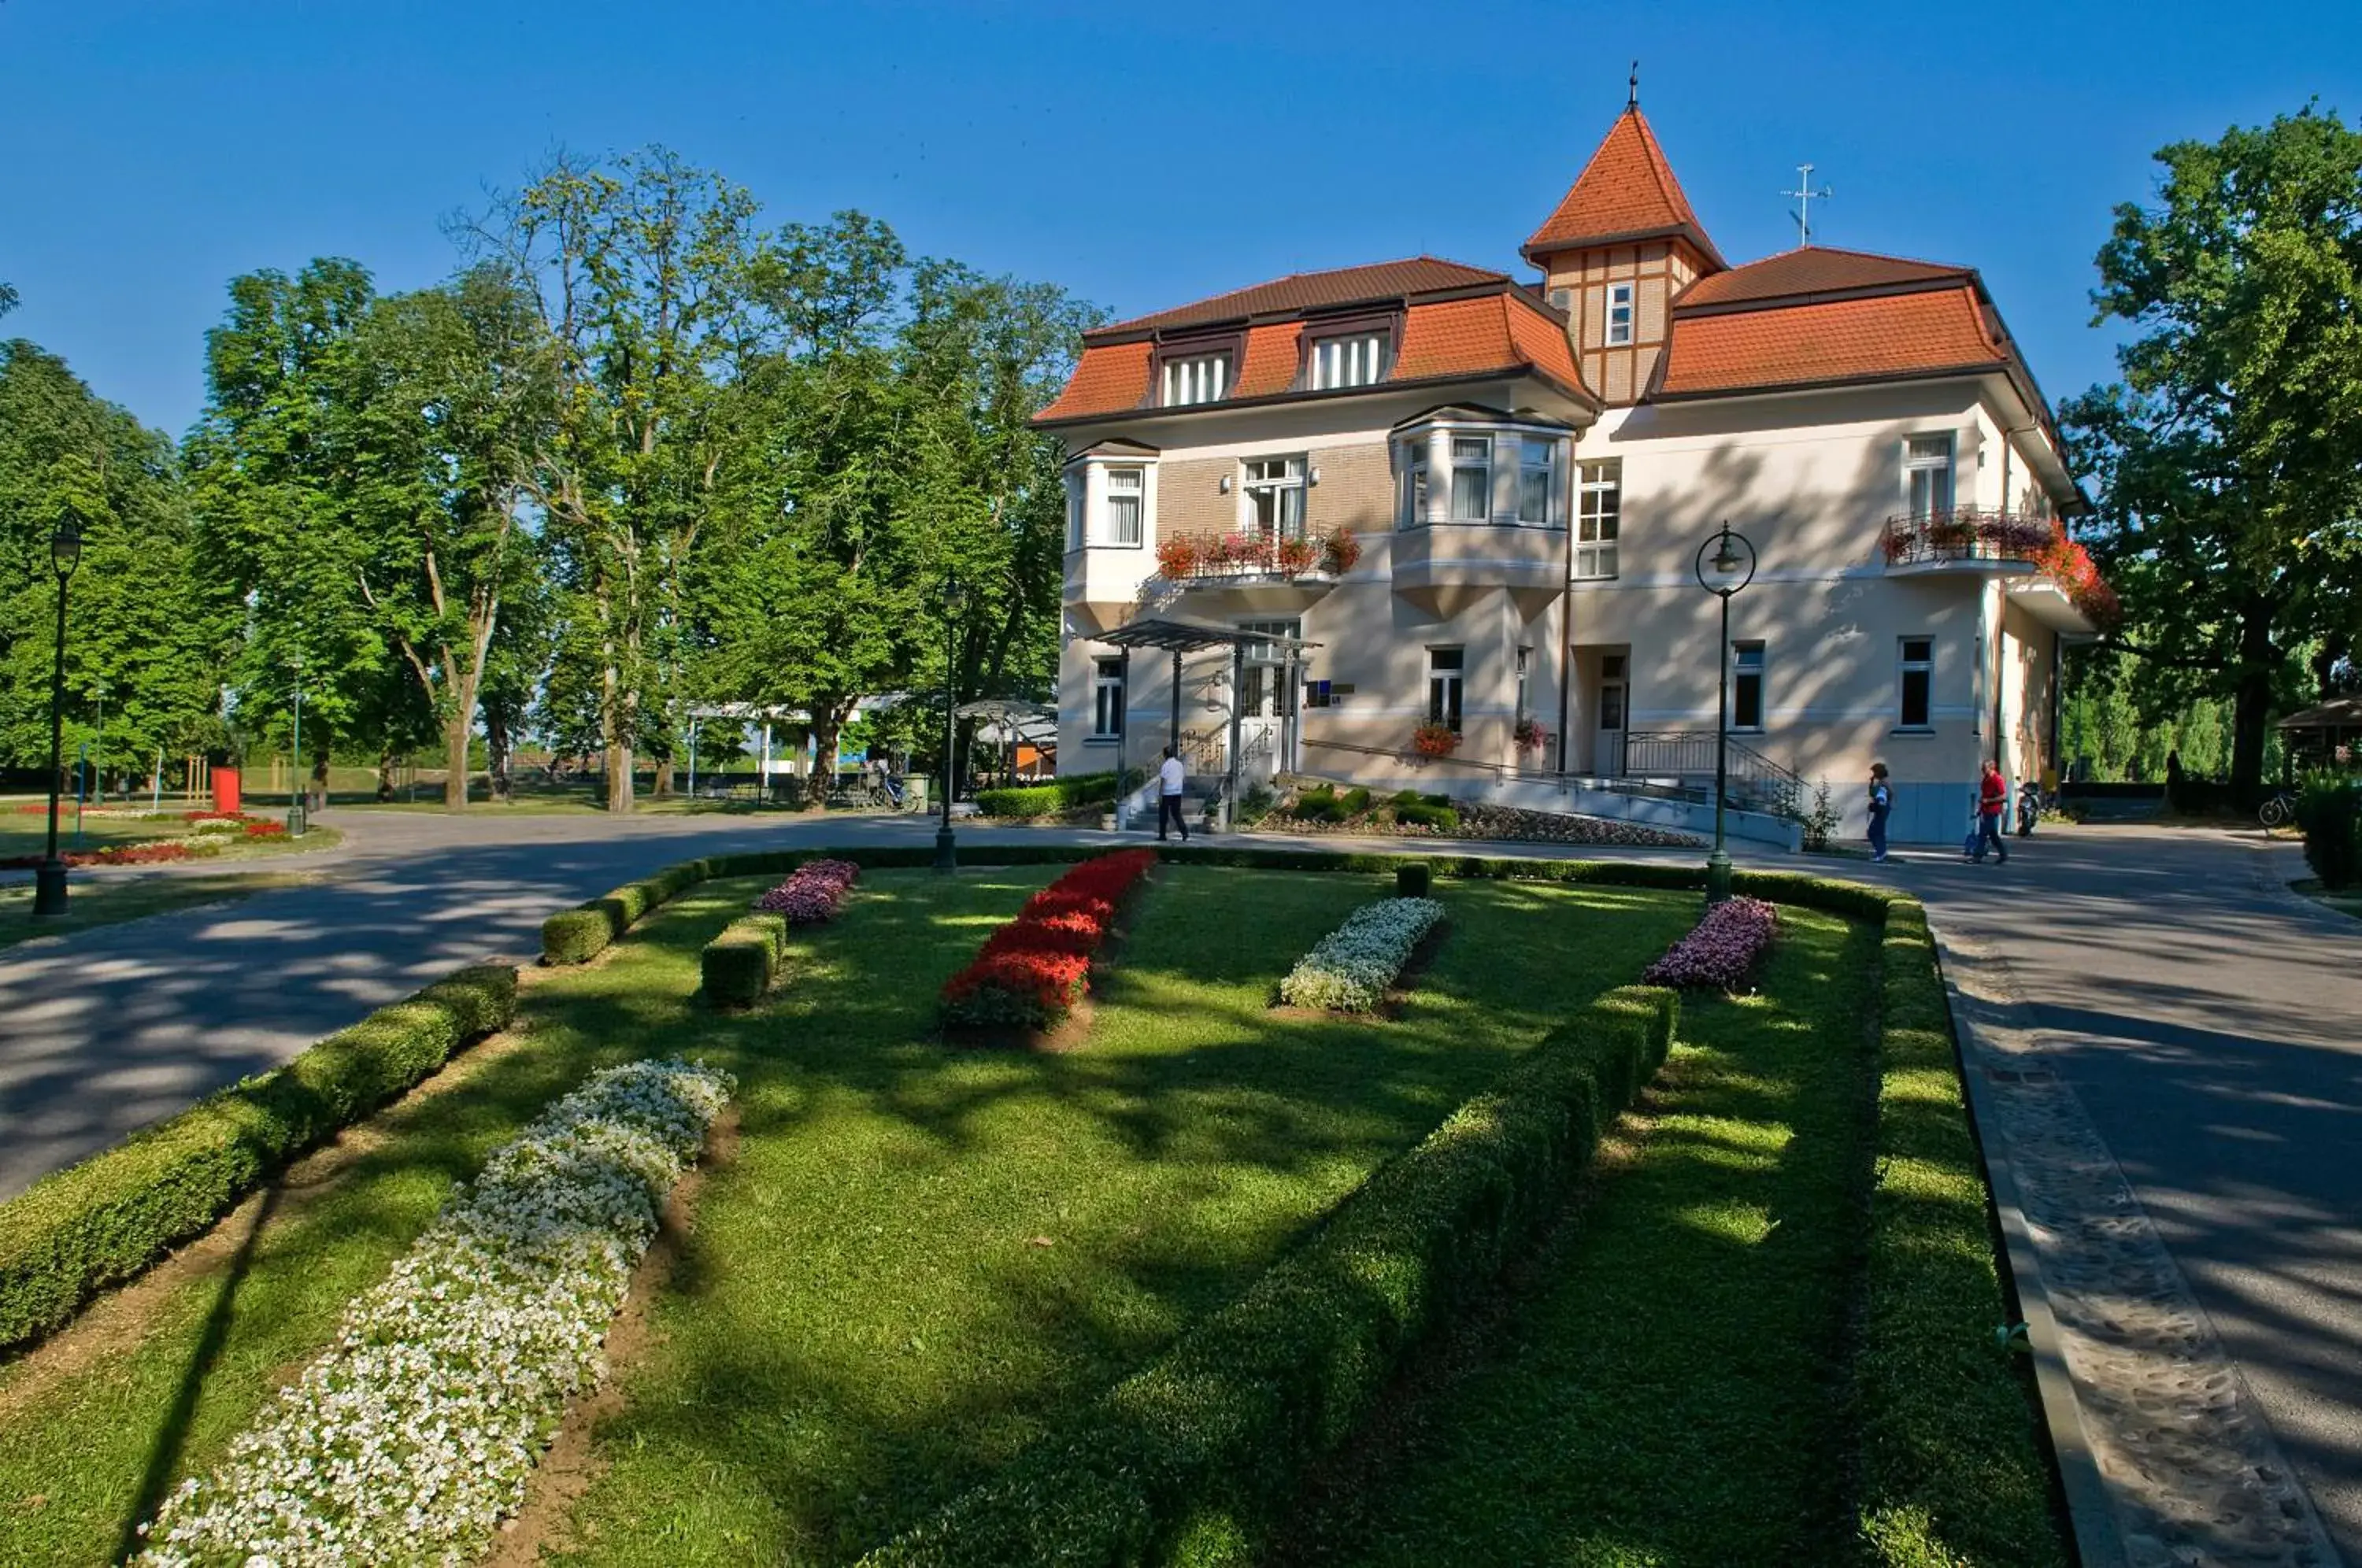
[939,849,1155,1031]
[0,841,202,870]
[242,820,287,838]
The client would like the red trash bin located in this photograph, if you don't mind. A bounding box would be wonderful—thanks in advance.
[211,766,242,815]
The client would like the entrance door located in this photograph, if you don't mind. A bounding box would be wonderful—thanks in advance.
[1596,653,1627,776]
[1239,619,1301,781]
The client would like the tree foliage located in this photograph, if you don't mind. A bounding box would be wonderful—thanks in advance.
[0,340,225,779]
[2062,106,2362,796]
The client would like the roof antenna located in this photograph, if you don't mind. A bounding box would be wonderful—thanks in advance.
[1782,162,1833,247]
[1627,61,1639,108]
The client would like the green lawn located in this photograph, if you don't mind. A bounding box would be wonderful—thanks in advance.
[1283,904,1883,1566]
[2291,877,2362,923]
[0,871,313,952]
[0,863,1694,1566]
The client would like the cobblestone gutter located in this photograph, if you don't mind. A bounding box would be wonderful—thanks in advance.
[1936,931,2343,1568]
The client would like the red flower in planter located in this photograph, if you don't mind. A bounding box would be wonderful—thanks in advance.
[1156,536,1205,580]
[1321,527,1361,575]
[1410,723,1461,758]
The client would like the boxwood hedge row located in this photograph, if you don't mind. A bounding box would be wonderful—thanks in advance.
[856,985,1680,1567]
[0,963,516,1353]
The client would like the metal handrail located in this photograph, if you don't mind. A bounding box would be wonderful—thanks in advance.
[1296,734,1800,818]
[1620,730,1801,816]
[1881,508,2056,568]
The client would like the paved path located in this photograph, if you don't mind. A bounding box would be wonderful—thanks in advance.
[1,810,2355,1560]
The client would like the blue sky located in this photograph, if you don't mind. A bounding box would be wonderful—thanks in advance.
[2,0,2354,437]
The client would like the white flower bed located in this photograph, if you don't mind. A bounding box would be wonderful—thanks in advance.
[134,1057,735,1567]
[1278,897,1446,1013]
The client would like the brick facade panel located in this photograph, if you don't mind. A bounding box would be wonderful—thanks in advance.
[1158,457,1232,545]
[1309,442,1394,537]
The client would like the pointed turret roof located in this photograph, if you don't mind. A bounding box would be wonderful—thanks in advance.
[1522,105,1725,269]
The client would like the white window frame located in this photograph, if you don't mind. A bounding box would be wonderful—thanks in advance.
[1427,647,1465,734]
[1162,352,1231,407]
[1242,456,1307,539]
[1092,657,1126,739]
[1897,636,1935,731]
[1605,281,1635,346]
[1516,436,1557,525]
[1065,472,1085,552]
[1905,434,1955,518]
[1731,641,1767,734]
[1515,646,1532,727]
[1309,332,1389,390]
[1575,458,1620,579]
[1102,466,1145,545]
[1449,435,1491,523]
[1398,440,1430,529]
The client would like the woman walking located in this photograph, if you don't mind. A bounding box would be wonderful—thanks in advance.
[1867,762,1893,864]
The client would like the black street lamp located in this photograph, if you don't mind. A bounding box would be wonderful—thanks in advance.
[1693,520,1757,903]
[935,577,969,873]
[34,512,84,919]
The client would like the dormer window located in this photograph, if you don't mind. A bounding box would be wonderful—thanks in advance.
[1163,352,1231,406]
[1310,331,1389,390]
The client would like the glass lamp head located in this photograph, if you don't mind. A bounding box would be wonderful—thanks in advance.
[51,513,83,579]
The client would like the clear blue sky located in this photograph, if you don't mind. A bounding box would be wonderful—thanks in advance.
[2,0,2354,438]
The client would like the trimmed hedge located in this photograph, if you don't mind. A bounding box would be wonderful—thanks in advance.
[1853,901,2068,1566]
[0,963,517,1353]
[974,772,1120,819]
[857,985,1679,1566]
[702,913,789,1008]
[1394,862,1431,898]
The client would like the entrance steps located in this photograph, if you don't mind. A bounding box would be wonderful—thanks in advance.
[1285,765,1801,851]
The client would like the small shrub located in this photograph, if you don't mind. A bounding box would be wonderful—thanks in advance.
[1395,801,1461,834]
[2295,774,2362,889]
[1395,862,1431,899]
[703,915,787,1007]
[974,772,1120,819]
[1340,786,1372,815]
[540,908,613,965]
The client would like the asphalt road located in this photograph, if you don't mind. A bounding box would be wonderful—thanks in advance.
[0,808,2353,1555]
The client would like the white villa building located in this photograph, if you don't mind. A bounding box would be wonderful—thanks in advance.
[1040,100,2105,844]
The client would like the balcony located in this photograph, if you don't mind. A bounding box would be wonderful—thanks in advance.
[1151,528,1359,612]
[1880,508,2119,634]
[1880,508,2056,572]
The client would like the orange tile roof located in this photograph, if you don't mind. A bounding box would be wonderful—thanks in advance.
[1036,338,1151,423]
[1093,257,1507,338]
[1523,106,1724,267]
[1035,290,1588,424]
[1234,322,1304,398]
[1677,246,1969,309]
[1655,283,2006,398]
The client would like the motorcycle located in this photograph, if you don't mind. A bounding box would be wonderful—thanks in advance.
[2015,779,2042,838]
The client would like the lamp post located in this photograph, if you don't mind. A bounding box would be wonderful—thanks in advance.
[1693,520,1757,903]
[287,652,307,836]
[34,513,83,919]
[935,578,969,872]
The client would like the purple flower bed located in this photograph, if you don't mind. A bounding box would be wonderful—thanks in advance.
[751,859,861,924]
[1642,896,1779,992]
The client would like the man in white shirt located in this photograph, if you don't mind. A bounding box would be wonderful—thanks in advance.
[1157,746,1190,842]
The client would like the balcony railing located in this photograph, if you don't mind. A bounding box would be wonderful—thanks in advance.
[1156,527,1361,584]
[1881,508,2056,569]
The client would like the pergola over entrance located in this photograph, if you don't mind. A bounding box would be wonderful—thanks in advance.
[1096,616,1321,821]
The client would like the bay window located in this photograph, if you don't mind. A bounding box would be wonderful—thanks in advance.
[1105,468,1143,545]
[1449,436,1491,523]
[1517,437,1555,524]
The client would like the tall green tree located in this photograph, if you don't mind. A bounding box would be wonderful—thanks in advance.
[347,266,557,806]
[462,148,761,811]
[187,259,412,790]
[0,341,224,783]
[2063,106,2362,799]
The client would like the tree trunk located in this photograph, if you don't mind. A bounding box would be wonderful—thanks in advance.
[653,757,673,799]
[376,746,397,802]
[487,710,513,804]
[2230,603,2275,804]
[310,755,329,813]
[443,716,473,811]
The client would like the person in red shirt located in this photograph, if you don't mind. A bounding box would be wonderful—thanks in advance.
[1973,761,2011,864]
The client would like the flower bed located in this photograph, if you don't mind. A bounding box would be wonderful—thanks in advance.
[1277,896,1446,1012]
[131,1056,735,1566]
[753,858,860,923]
[1266,792,1701,849]
[1642,895,1779,992]
[939,849,1155,1031]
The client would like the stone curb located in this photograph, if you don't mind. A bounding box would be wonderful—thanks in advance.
[1927,919,2345,1568]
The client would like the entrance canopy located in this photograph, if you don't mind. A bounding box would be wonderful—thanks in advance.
[1097,616,1320,656]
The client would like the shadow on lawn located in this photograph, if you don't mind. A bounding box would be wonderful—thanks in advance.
[113,1179,284,1561]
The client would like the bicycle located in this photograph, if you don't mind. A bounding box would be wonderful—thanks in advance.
[2258,790,2298,830]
